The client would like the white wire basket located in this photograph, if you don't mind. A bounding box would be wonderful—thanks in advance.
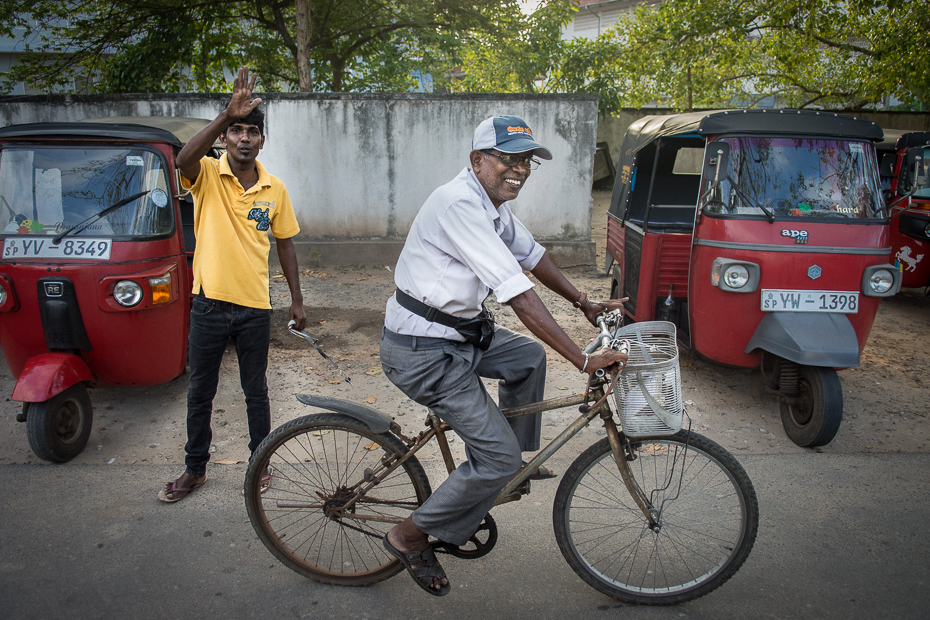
[611,321,683,437]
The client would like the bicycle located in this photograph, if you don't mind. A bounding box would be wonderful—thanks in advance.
[244,312,759,605]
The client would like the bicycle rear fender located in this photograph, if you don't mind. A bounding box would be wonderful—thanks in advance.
[744,312,860,368]
[295,394,393,433]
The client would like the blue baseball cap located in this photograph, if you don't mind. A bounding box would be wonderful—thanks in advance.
[472,115,553,160]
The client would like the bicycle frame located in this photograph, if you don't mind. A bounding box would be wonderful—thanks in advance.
[305,378,659,529]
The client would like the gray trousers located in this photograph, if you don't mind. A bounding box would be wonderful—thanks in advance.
[380,326,546,546]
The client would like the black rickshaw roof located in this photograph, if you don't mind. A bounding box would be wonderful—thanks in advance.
[877,128,930,152]
[0,117,216,147]
[622,109,883,153]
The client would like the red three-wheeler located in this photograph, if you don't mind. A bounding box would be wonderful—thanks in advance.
[605,109,901,447]
[876,129,930,289]
[0,117,211,461]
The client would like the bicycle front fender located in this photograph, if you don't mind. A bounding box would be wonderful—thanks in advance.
[295,394,393,434]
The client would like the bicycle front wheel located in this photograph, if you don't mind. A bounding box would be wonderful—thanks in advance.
[553,430,758,605]
[245,413,432,586]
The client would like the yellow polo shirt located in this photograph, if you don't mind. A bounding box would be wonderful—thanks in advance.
[182,154,299,309]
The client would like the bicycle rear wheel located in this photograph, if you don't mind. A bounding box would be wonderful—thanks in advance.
[553,430,758,605]
[245,413,432,586]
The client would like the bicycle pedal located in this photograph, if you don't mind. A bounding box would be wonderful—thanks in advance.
[499,478,531,503]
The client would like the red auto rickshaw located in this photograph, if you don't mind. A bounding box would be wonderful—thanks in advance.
[0,117,213,462]
[606,109,901,447]
[876,129,930,289]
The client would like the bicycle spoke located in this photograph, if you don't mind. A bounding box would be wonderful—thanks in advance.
[246,414,431,585]
[553,432,757,604]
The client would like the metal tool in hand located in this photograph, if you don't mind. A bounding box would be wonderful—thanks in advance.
[288,320,352,385]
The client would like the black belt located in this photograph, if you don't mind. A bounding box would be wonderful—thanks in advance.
[395,290,495,350]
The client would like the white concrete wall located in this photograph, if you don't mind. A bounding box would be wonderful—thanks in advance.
[0,94,599,264]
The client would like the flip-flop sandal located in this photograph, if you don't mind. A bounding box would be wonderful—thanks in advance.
[524,461,557,480]
[260,466,274,494]
[382,535,451,596]
[157,477,206,503]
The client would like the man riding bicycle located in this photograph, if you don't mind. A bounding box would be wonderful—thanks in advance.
[379,115,628,595]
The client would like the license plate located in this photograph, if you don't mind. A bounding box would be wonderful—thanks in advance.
[2,237,112,261]
[761,289,859,313]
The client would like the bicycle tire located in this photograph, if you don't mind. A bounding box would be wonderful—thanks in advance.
[244,413,432,586]
[552,429,758,605]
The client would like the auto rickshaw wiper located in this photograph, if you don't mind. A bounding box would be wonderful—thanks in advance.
[729,183,776,223]
[53,190,151,244]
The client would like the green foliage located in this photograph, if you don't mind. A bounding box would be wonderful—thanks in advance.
[1,0,524,94]
[2,1,246,93]
[445,0,577,93]
[550,0,930,114]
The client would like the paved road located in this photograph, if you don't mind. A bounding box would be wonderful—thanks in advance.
[2,451,927,620]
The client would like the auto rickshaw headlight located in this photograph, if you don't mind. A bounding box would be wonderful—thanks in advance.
[862,264,901,297]
[711,258,760,293]
[0,283,6,306]
[924,222,930,238]
[868,269,894,294]
[113,280,143,307]
[724,265,749,289]
[148,274,172,305]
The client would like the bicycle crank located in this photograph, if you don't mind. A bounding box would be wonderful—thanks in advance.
[433,513,498,559]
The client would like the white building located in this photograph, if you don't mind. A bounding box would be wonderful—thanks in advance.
[562,0,655,40]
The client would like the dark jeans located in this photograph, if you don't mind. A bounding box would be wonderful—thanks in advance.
[184,294,271,477]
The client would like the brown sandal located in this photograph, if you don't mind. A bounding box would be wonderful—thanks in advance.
[524,461,557,480]
[157,476,206,503]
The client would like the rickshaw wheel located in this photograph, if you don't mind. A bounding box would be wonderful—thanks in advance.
[780,366,842,448]
[26,384,93,463]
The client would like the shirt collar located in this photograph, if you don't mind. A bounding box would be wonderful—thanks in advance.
[219,153,272,190]
[466,168,512,231]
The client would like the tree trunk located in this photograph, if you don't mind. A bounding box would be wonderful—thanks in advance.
[686,66,693,112]
[295,0,313,92]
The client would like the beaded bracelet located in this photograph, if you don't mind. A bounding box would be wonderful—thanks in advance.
[573,292,587,309]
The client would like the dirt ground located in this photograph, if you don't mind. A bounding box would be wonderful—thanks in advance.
[1,191,928,468]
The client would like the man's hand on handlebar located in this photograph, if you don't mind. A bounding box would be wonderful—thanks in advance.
[585,348,628,375]
[578,294,628,327]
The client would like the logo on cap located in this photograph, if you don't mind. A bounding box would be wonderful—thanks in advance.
[506,125,533,137]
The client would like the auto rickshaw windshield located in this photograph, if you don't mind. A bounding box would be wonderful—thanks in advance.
[0,146,173,237]
[713,137,884,219]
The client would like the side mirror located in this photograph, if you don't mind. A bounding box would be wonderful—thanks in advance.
[702,141,730,184]
[905,147,928,188]
[879,153,896,178]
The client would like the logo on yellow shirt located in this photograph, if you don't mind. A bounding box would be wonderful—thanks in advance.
[248,207,271,231]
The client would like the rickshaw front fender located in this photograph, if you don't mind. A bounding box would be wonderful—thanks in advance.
[11,353,95,403]
[295,394,393,433]
[744,312,860,368]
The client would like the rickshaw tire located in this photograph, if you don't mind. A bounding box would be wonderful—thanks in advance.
[25,383,93,463]
[780,366,842,448]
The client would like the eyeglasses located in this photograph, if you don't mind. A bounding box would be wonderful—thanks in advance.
[484,151,541,170]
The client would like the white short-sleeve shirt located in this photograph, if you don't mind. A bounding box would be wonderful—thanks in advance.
[384,167,546,341]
